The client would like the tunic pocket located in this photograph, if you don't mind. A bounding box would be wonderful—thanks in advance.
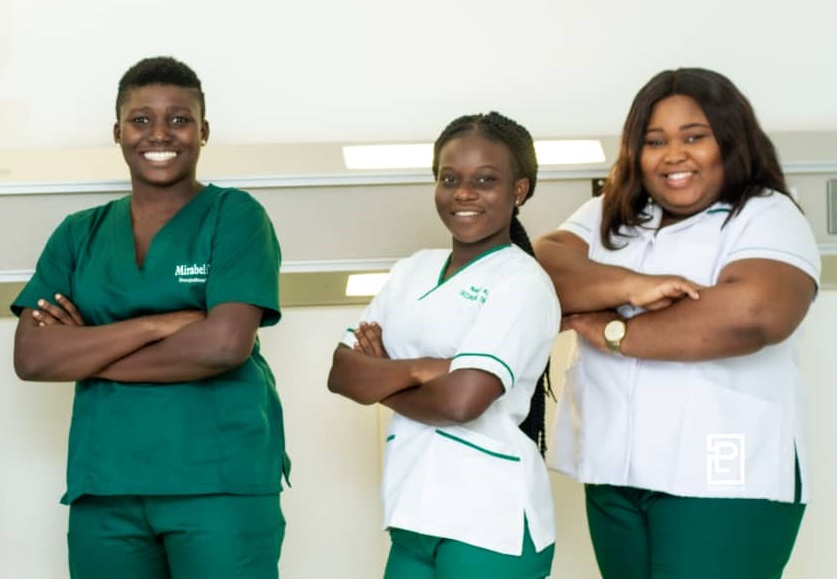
[417,426,522,535]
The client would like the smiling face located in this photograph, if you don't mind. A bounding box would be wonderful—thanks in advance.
[113,83,208,190]
[640,94,724,225]
[434,132,529,262]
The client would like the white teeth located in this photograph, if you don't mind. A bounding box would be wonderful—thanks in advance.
[454,211,480,216]
[144,151,177,162]
[666,171,692,180]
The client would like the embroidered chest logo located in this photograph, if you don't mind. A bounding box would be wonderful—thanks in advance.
[174,263,210,284]
[459,285,489,304]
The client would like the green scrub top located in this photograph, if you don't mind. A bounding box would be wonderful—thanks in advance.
[12,184,289,504]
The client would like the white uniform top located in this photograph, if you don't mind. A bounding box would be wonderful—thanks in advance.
[548,192,821,503]
[342,244,560,555]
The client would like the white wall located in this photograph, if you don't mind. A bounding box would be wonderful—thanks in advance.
[1,0,837,149]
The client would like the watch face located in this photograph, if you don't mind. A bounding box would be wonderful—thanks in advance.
[604,320,626,341]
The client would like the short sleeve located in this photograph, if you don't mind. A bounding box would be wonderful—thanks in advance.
[11,216,76,317]
[557,196,603,245]
[724,195,821,287]
[206,190,282,327]
[339,258,405,347]
[448,269,560,392]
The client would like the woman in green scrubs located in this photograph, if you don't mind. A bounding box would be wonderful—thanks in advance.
[11,56,288,579]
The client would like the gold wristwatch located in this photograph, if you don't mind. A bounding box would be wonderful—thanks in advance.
[603,318,627,354]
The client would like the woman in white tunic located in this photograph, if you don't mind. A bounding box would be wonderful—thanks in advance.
[535,67,820,579]
[328,112,560,579]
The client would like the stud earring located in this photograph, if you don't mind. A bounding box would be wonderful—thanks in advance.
[201,139,207,146]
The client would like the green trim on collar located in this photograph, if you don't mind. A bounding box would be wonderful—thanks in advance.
[418,244,511,301]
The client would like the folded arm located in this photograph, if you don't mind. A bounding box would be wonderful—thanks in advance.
[380,369,503,426]
[534,230,701,314]
[15,295,262,383]
[565,258,816,361]
[14,301,203,382]
[328,321,503,425]
[327,344,446,405]
[95,302,263,383]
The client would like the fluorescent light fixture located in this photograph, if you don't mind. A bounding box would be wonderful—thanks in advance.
[345,272,390,296]
[535,140,605,165]
[343,144,433,170]
[343,140,605,170]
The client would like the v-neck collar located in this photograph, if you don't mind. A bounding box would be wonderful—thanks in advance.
[116,184,213,272]
[418,244,511,301]
[638,200,732,236]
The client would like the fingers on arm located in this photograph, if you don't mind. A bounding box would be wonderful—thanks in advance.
[353,322,387,357]
[54,294,85,325]
[628,275,702,309]
[33,298,70,326]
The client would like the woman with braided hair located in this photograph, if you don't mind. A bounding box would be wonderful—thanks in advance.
[328,111,559,578]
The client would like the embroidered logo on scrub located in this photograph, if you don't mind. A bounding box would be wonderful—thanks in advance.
[175,263,210,284]
[459,285,489,304]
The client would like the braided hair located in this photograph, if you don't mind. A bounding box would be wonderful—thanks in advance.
[432,111,553,455]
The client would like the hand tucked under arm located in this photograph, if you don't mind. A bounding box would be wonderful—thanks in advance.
[94,302,262,383]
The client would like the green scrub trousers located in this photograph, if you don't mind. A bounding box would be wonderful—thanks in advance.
[383,520,554,579]
[585,484,804,579]
[68,494,285,579]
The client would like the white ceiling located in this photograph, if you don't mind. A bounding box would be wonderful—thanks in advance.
[0,0,835,149]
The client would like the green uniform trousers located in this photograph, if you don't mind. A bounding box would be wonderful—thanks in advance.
[384,520,554,579]
[68,494,284,579]
[585,484,804,579]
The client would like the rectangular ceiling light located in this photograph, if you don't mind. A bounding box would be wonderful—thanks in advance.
[343,140,605,170]
[345,272,390,296]
[343,144,433,170]
[535,140,605,165]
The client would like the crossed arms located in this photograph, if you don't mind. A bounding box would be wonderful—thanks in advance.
[327,322,504,426]
[14,294,263,383]
[533,229,817,361]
